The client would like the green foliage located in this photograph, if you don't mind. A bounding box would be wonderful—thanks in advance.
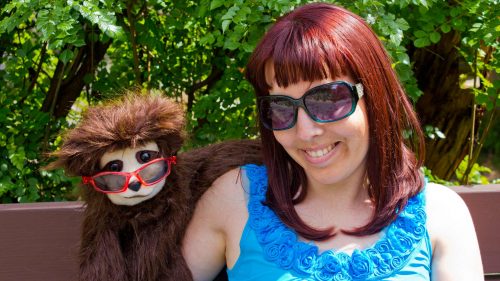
[0,90,77,203]
[0,0,498,202]
[422,167,456,186]
[424,125,446,140]
[456,156,494,185]
[424,155,499,186]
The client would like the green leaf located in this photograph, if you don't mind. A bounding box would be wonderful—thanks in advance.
[200,33,216,45]
[396,52,410,65]
[222,19,231,34]
[422,24,435,32]
[16,49,26,57]
[28,177,38,188]
[210,0,225,10]
[441,24,451,33]
[59,49,74,64]
[429,32,441,44]
[450,7,461,17]
[395,18,409,31]
[9,146,25,171]
[414,30,427,38]
[414,38,431,48]
[417,0,428,8]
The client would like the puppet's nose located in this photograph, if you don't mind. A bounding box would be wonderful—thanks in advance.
[128,181,141,192]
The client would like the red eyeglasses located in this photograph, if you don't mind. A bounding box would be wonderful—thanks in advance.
[82,156,176,193]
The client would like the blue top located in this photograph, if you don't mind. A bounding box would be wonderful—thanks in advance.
[227,164,432,281]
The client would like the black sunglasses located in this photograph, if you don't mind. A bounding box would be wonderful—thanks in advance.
[257,81,364,131]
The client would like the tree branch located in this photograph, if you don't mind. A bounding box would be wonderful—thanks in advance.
[186,64,224,111]
[126,0,142,85]
[27,42,47,95]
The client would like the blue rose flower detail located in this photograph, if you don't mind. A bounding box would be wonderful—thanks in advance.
[366,248,389,275]
[250,214,273,232]
[292,242,318,275]
[258,224,285,244]
[248,200,264,216]
[319,251,343,273]
[275,229,295,244]
[414,206,426,220]
[314,269,335,281]
[375,240,391,252]
[387,228,414,254]
[389,255,403,268]
[349,250,373,280]
[412,224,425,237]
[277,242,295,269]
[333,270,352,281]
[395,216,417,231]
[263,241,282,261]
[395,229,414,252]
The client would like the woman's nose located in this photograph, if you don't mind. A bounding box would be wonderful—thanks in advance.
[295,108,323,140]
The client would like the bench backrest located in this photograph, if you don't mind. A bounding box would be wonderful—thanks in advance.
[0,185,499,280]
[450,184,500,280]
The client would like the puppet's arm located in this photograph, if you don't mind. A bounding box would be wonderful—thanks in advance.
[131,221,193,281]
[78,215,128,281]
[162,246,193,281]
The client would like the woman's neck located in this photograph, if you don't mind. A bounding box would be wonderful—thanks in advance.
[296,168,373,230]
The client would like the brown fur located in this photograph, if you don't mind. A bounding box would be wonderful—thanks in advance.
[47,92,262,281]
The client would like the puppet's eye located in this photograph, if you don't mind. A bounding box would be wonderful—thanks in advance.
[136,150,160,164]
[103,160,123,172]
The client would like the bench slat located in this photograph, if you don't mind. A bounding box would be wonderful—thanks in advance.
[0,202,83,281]
[0,185,499,280]
[450,184,500,278]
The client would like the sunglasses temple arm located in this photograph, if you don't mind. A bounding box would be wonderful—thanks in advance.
[169,156,177,164]
[355,83,364,99]
[82,176,91,184]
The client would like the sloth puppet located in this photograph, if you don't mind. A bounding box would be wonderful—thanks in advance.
[47,92,262,281]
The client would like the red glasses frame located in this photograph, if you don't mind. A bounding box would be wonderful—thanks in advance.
[82,156,176,194]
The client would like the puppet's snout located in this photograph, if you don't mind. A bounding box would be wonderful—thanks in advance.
[128,180,141,192]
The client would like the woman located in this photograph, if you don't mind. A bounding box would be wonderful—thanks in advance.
[183,3,483,280]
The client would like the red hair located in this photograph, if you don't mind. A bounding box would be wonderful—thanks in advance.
[245,3,425,240]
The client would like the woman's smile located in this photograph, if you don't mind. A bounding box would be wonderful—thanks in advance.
[302,141,340,165]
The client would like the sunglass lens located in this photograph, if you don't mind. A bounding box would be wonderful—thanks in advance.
[93,174,127,192]
[138,160,169,184]
[305,84,353,121]
[260,97,295,130]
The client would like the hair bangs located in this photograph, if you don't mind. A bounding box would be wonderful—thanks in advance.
[259,12,355,93]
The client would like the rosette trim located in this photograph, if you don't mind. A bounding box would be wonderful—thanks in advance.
[243,164,427,281]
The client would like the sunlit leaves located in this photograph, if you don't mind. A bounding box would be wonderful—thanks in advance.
[72,0,125,40]
[1,0,499,201]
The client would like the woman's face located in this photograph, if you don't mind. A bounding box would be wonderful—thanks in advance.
[267,72,370,189]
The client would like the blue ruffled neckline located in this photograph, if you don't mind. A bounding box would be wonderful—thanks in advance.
[243,164,427,281]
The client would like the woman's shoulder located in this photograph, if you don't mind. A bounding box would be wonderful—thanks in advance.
[196,167,251,231]
[183,167,250,280]
[198,167,248,212]
[424,182,468,212]
[424,183,484,279]
[424,182,471,230]
[424,182,477,253]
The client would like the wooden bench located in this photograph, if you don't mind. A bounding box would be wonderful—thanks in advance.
[1,184,499,280]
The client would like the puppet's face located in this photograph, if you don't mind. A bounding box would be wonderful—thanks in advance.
[99,142,166,206]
